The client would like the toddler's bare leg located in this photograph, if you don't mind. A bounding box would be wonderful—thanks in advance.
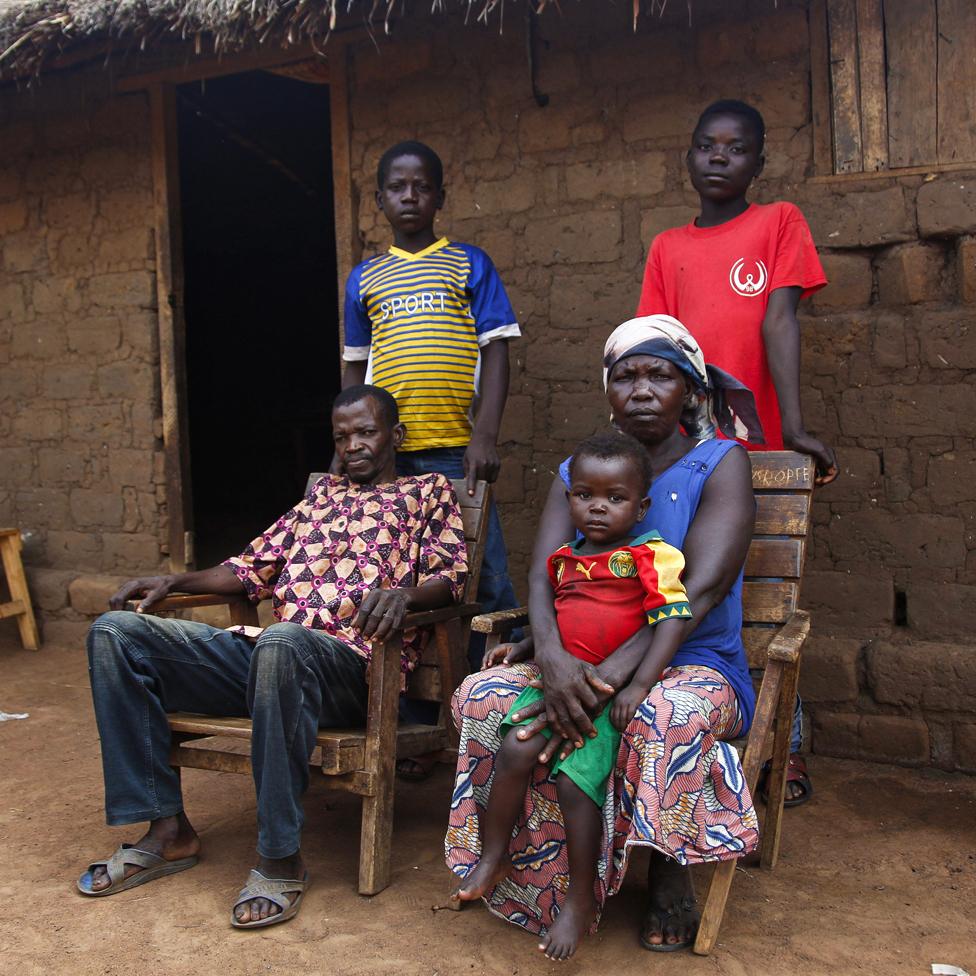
[453,728,546,901]
[538,775,601,961]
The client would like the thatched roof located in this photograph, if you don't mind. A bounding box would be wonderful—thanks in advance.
[0,0,568,79]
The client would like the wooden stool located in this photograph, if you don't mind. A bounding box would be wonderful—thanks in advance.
[0,529,40,650]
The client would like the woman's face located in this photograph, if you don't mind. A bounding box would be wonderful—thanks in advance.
[607,354,691,445]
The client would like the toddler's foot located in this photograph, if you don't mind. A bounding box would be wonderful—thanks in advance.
[451,855,511,905]
[538,891,598,961]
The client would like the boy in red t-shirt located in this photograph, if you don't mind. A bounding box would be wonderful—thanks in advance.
[637,99,835,807]
[638,99,837,485]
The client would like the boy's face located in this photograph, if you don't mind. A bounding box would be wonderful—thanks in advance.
[376,154,444,240]
[566,454,650,547]
[686,112,764,203]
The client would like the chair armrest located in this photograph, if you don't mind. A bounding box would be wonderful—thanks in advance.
[402,602,482,628]
[471,606,529,635]
[765,609,810,664]
[125,593,253,613]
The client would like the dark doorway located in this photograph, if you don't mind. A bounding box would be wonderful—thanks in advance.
[177,69,339,567]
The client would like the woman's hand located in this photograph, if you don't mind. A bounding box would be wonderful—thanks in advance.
[610,682,650,733]
[538,650,615,747]
[481,635,533,670]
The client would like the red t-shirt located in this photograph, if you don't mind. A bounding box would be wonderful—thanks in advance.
[637,201,826,449]
[547,532,691,666]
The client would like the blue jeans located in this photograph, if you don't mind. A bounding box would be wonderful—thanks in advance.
[791,694,803,754]
[396,446,519,671]
[86,611,368,859]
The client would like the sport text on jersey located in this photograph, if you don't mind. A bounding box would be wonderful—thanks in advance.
[379,291,450,319]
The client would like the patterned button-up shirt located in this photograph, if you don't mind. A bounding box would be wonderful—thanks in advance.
[223,472,467,677]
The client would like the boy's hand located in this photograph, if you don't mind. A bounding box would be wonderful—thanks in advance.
[610,682,650,733]
[463,432,500,495]
[783,430,838,486]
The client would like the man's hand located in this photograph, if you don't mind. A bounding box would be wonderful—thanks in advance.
[783,429,838,486]
[353,588,412,642]
[109,576,178,613]
[463,431,500,496]
[481,635,533,670]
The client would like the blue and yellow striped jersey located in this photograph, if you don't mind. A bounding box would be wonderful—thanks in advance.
[342,238,519,452]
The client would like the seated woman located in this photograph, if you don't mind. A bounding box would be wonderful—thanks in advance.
[445,314,762,955]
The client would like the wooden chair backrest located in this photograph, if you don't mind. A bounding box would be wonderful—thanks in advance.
[305,473,490,700]
[741,451,814,669]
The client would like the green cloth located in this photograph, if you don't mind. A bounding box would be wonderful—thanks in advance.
[500,684,621,806]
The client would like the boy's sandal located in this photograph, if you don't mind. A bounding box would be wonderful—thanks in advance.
[230,869,309,929]
[77,844,199,897]
[758,753,813,808]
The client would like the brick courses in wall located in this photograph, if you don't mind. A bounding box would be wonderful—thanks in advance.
[0,73,165,627]
[0,0,974,770]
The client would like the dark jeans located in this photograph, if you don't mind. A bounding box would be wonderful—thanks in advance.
[396,445,519,671]
[86,611,368,859]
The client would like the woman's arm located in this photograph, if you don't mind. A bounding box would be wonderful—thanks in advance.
[597,445,755,691]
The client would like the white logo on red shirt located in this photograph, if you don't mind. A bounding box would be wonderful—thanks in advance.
[729,258,768,298]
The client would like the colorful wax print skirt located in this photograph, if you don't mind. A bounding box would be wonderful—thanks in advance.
[444,662,759,936]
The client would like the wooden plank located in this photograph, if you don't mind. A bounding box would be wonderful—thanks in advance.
[855,0,889,171]
[885,0,938,167]
[744,538,803,579]
[116,45,320,92]
[742,581,798,624]
[150,84,194,572]
[0,599,26,621]
[809,0,834,175]
[749,452,814,491]
[826,0,863,173]
[755,494,809,535]
[329,40,358,359]
[937,0,976,164]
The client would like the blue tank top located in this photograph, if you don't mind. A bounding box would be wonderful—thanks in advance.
[559,438,755,734]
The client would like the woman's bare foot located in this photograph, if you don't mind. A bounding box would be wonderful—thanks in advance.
[539,890,598,961]
[640,850,699,951]
[233,851,306,925]
[451,854,511,905]
[89,813,200,892]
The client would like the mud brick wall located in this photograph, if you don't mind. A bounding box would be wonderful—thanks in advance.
[0,0,973,767]
[344,0,976,770]
[0,72,164,641]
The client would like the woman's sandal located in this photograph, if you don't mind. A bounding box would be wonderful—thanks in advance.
[230,869,310,929]
[76,844,198,896]
[758,753,813,808]
[639,898,698,953]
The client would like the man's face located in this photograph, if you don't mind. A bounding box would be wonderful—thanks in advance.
[686,112,764,203]
[375,154,444,239]
[332,397,404,485]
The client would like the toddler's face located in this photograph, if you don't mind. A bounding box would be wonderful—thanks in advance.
[566,455,649,547]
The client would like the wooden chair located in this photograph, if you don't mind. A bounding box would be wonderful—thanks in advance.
[0,529,40,650]
[138,476,489,896]
[470,451,814,955]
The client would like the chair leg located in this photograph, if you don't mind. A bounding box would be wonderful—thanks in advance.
[760,657,801,870]
[693,858,738,955]
[358,632,401,897]
[359,776,395,896]
[0,534,40,650]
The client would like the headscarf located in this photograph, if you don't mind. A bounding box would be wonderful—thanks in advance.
[603,315,765,443]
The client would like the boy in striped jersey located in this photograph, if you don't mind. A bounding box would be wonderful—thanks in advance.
[341,141,521,680]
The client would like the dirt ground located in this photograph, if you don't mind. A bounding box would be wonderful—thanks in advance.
[1,631,974,976]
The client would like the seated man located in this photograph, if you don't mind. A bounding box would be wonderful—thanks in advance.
[77,384,466,929]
